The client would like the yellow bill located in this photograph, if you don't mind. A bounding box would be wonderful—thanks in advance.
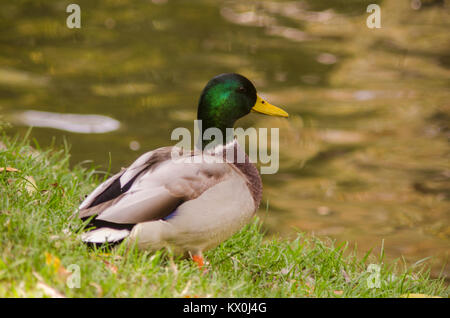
[251,95,289,117]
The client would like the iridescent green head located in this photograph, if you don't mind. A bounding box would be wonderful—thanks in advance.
[197,73,288,147]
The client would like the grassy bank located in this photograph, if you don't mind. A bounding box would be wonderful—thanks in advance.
[0,132,448,297]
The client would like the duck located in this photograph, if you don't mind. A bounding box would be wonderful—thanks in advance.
[77,73,289,268]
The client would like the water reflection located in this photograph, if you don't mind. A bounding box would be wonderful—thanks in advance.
[13,110,120,134]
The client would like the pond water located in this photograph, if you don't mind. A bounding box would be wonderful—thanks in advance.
[1,0,448,281]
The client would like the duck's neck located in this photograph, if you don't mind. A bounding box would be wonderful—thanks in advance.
[195,120,235,150]
[206,138,240,158]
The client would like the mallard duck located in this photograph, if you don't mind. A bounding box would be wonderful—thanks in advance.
[77,73,288,268]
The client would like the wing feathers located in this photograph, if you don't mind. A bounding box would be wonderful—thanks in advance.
[96,187,182,224]
[78,170,123,210]
[119,150,156,186]
[78,148,233,226]
[78,193,126,219]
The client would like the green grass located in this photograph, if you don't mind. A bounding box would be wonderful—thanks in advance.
[0,131,448,298]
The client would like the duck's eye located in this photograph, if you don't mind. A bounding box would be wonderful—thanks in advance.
[237,86,246,93]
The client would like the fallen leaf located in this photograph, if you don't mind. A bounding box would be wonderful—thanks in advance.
[89,282,103,297]
[33,271,66,298]
[24,175,37,194]
[45,252,61,270]
[36,282,65,298]
[0,167,20,172]
[44,252,70,279]
[45,252,61,271]
[102,259,118,274]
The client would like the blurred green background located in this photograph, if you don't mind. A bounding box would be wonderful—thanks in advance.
[0,0,448,281]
